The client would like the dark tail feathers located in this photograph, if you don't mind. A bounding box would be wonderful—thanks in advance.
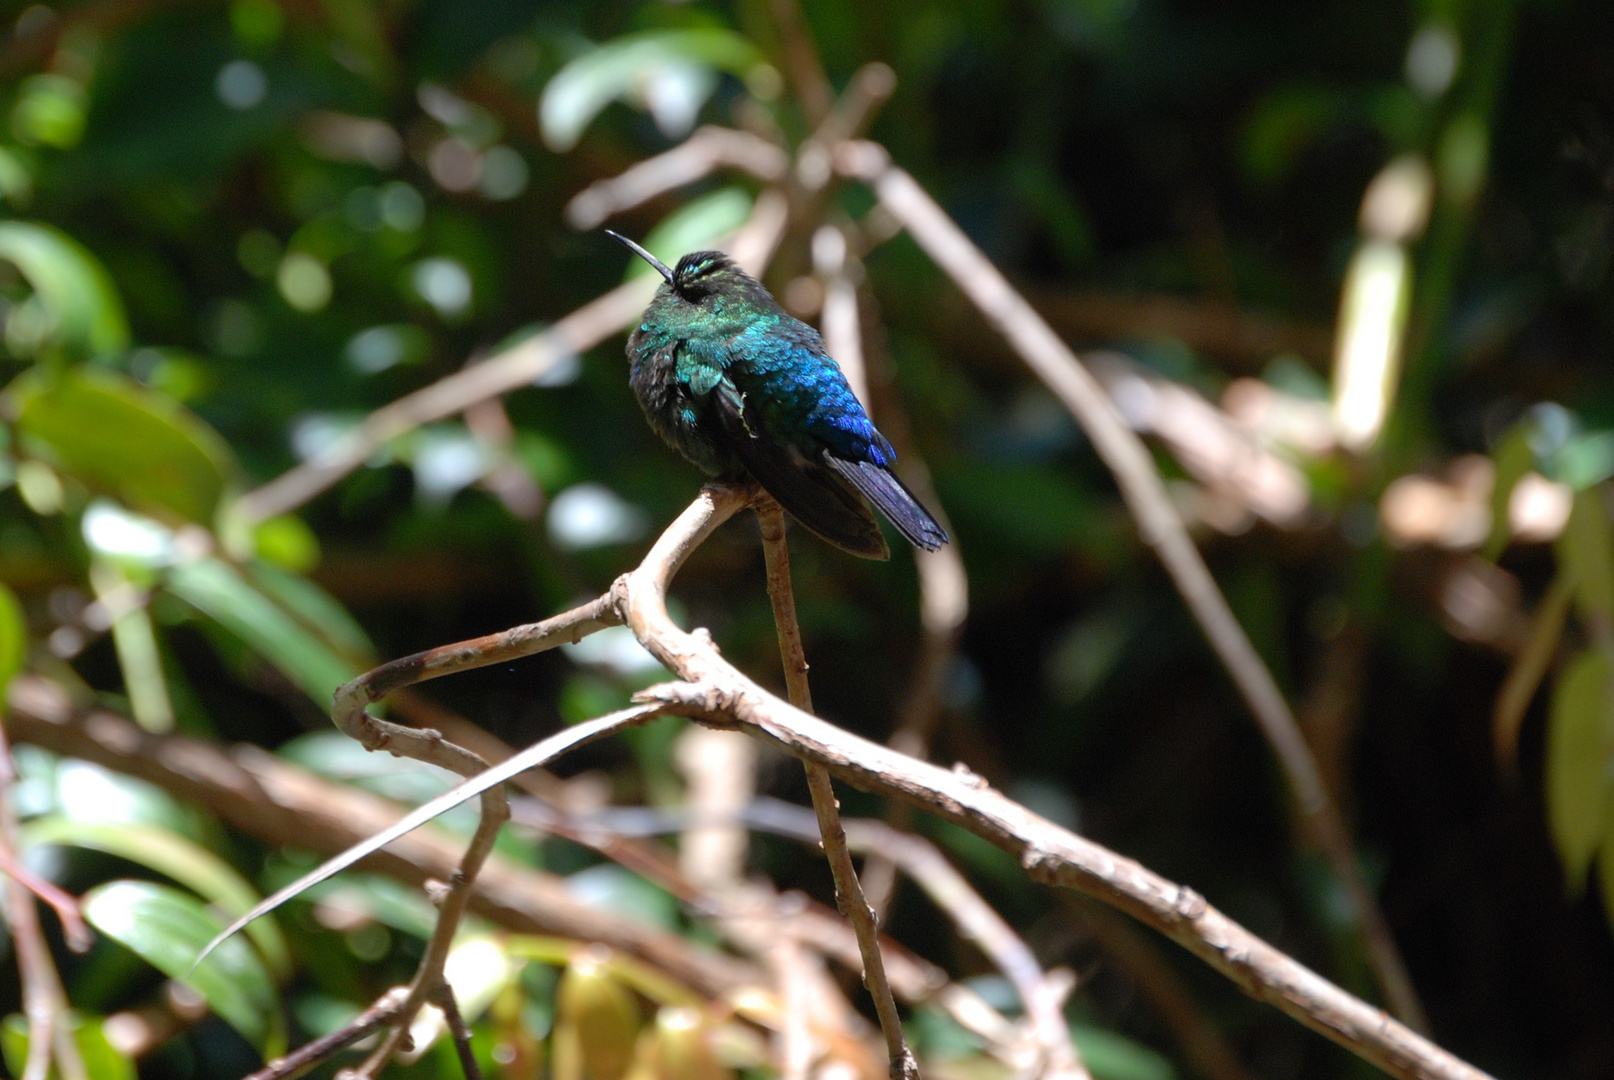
[823,455,949,552]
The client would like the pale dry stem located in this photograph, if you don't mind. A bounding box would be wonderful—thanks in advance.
[754,496,920,1080]
[835,140,1429,1034]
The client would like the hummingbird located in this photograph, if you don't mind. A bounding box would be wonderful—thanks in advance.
[608,230,947,560]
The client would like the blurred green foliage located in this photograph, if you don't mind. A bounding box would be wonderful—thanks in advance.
[0,0,1611,1078]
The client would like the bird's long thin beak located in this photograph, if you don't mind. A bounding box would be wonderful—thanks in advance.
[604,230,676,286]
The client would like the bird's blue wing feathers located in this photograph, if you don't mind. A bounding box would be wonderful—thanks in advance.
[729,317,896,466]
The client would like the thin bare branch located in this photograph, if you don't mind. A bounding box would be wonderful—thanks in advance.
[755,496,921,1080]
[0,844,90,952]
[336,593,620,712]
[245,986,409,1080]
[565,126,789,230]
[835,140,1429,1034]
[433,984,486,1080]
[347,716,509,1074]
[0,720,87,1080]
[765,0,835,125]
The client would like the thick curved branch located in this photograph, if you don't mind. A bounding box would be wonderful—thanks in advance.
[619,486,1490,1080]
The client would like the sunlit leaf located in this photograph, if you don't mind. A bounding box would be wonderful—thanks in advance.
[82,880,283,1054]
[165,557,360,705]
[24,816,291,978]
[9,366,234,524]
[541,29,770,151]
[641,1005,731,1080]
[52,759,217,844]
[1,1011,136,1080]
[1552,431,1614,492]
[507,937,700,1008]
[1545,647,1614,891]
[1556,484,1614,624]
[0,582,25,698]
[555,953,642,1080]
[92,558,175,733]
[0,220,127,359]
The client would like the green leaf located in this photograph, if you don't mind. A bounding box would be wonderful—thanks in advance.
[541,29,770,151]
[1070,1025,1177,1080]
[1545,647,1614,891]
[244,559,374,664]
[82,880,283,1055]
[296,872,438,939]
[0,220,126,359]
[1484,420,1537,559]
[563,864,678,930]
[23,816,291,979]
[1239,84,1350,188]
[251,515,322,574]
[0,582,25,698]
[625,188,754,284]
[52,758,218,845]
[1553,431,1614,492]
[165,557,360,705]
[2,1011,136,1080]
[9,367,235,525]
[1556,485,1614,625]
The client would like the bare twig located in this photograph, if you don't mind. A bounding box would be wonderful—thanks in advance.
[346,727,508,1075]
[433,984,485,1080]
[674,724,756,894]
[565,126,788,229]
[755,496,921,1080]
[765,0,835,125]
[835,140,1429,1034]
[795,64,898,194]
[245,986,409,1080]
[0,844,90,952]
[769,930,816,1080]
[0,720,87,1080]
[337,593,620,708]
[21,477,1498,1079]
